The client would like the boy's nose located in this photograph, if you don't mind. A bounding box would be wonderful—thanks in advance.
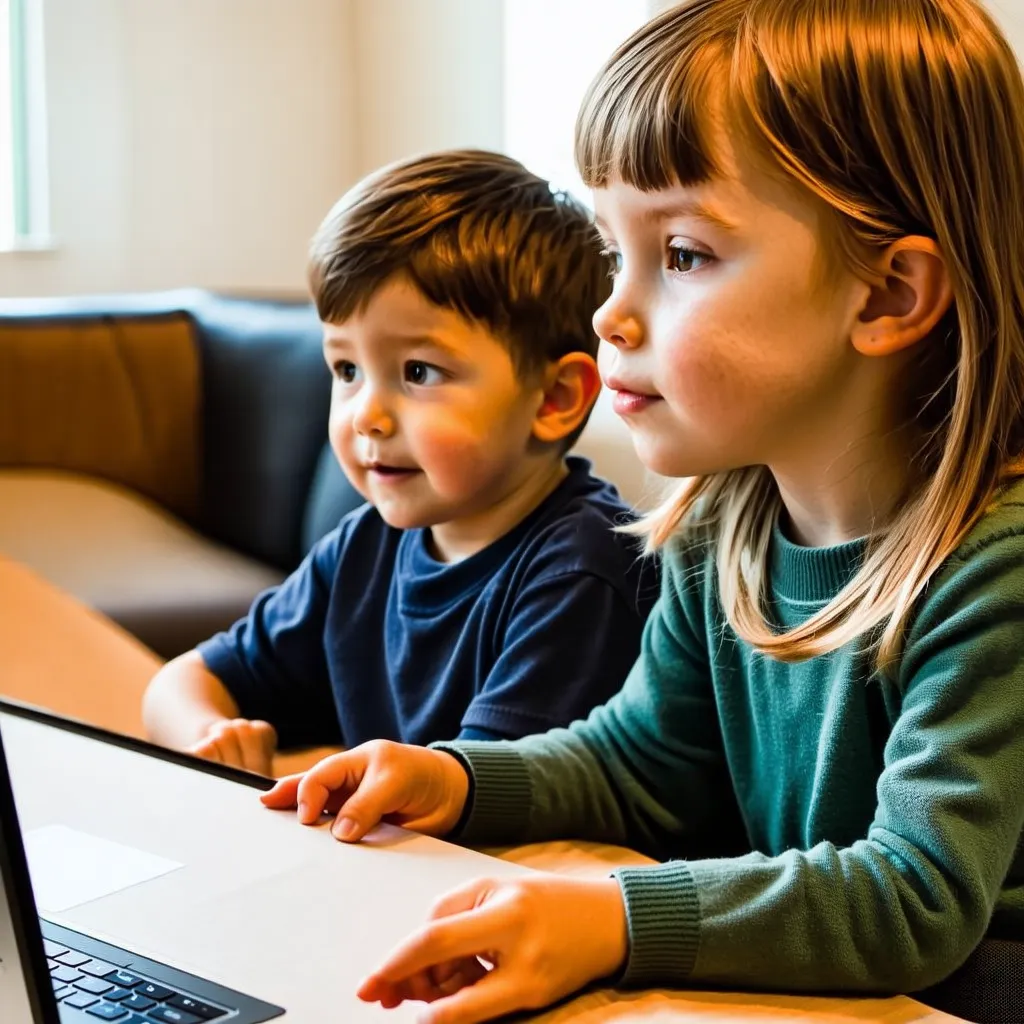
[351,389,396,437]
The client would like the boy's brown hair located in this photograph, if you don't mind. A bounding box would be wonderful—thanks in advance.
[308,149,611,388]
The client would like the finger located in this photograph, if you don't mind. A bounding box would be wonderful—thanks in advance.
[294,753,366,824]
[331,768,412,842]
[377,979,412,1010]
[211,731,246,770]
[260,774,302,809]
[188,739,220,763]
[417,972,523,1024]
[358,971,434,1007]
[328,765,411,843]
[358,954,487,1008]
[236,730,271,775]
[251,748,274,778]
[400,970,441,1005]
[369,907,507,988]
[432,958,488,995]
[252,720,278,754]
[428,878,493,920]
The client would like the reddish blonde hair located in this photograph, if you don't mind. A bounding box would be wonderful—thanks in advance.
[576,0,1024,669]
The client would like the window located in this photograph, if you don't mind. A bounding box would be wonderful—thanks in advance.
[502,0,651,205]
[0,0,16,244]
[1,0,48,250]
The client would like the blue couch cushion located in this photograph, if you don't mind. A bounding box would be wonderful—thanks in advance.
[300,441,366,555]
[185,292,333,569]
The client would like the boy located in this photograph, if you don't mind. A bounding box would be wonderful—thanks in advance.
[143,149,657,776]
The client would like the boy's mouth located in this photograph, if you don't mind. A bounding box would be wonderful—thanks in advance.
[366,462,419,481]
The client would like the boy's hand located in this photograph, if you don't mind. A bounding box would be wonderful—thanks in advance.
[260,740,469,842]
[357,873,629,1024]
[188,718,277,776]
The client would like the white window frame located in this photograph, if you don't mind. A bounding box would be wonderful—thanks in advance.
[1,0,50,252]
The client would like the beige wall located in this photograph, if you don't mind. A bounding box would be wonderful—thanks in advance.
[1,0,506,298]
[988,0,1024,54]
[350,0,504,180]
[11,0,1021,301]
[0,0,357,297]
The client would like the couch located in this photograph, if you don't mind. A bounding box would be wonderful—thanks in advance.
[0,290,364,659]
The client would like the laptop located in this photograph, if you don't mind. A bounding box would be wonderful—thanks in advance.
[0,698,532,1023]
[0,708,285,1024]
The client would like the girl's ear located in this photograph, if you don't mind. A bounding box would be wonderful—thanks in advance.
[532,353,602,445]
[851,237,954,357]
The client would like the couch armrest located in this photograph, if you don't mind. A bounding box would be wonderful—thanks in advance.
[0,306,201,521]
[0,290,335,570]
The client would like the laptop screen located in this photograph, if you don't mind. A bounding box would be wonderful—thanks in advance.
[0,722,59,1024]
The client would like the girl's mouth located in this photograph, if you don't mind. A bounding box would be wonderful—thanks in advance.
[612,390,663,417]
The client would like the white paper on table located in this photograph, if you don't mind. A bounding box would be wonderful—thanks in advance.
[23,824,183,913]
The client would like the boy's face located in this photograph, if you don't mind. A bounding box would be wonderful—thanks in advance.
[323,275,548,533]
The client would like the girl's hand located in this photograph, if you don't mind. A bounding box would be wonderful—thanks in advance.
[358,873,629,1024]
[260,740,470,841]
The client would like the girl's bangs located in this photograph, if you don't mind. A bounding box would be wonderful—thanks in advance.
[574,9,733,192]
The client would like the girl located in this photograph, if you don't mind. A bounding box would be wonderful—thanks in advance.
[263,0,1024,1021]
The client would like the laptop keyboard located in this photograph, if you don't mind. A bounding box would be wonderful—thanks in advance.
[45,938,235,1022]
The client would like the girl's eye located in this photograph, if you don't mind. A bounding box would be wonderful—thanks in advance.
[405,361,445,386]
[667,243,712,274]
[334,360,360,383]
[601,248,623,277]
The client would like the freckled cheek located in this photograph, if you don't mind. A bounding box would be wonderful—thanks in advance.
[655,321,749,422]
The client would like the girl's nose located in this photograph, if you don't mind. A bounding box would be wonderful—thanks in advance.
[593,289,643,350]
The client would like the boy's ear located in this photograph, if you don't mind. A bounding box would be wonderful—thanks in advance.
[850,237,954,357]
[532,352,601,445]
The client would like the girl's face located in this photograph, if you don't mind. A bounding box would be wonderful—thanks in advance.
[592,132,878,482]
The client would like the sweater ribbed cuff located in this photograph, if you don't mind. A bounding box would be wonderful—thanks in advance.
[429,741,532,845]
[612,860,700,987]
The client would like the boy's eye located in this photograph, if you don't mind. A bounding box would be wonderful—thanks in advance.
[333,360,360,383]
[600,248,623,277]
[667,243,712,274]
[404,361,445,386]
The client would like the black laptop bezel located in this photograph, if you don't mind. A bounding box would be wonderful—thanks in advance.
[0,724,62,1024]
[0,697,274,791]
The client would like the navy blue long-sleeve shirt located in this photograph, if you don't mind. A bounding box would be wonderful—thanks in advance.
[198,458,658,747]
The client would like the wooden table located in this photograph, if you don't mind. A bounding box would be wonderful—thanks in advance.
[0,554,338,777]
[0,554,964,1022]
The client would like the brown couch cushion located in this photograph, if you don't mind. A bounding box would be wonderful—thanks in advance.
[0,471,284,659]
[0,315,201,521]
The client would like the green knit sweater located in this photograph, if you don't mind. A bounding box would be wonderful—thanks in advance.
[434,482,1024,995]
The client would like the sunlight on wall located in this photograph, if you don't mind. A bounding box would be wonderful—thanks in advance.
[502,0,649,203]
